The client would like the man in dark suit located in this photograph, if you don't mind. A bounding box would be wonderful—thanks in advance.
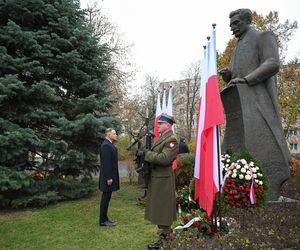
[179,137,189,154]
[220,9,290,200]
[99,128,120,227]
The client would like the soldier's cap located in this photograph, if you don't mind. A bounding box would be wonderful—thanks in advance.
[158,113,176,125]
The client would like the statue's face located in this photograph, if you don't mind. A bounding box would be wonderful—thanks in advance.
[230,14,249,38]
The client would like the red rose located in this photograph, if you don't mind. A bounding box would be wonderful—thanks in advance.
[257,191,262,197]
[259,185,264,190]
[231,184,236,188]
[246,183,251,187]
[236,203,241,208]
[193,221,200,227]
[247,204,252,208]
[234,195,239,200]
[238,185,244,190]
[225,199,229,204]
[181,215,189,222]
[254,184,258,189]
[204,213,210,219]
[232,190,237,195]
[242,198,247,203]
[205,229,212,234]
[246,187,250,192]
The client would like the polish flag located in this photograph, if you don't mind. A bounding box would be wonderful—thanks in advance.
[166,86,173,116]
[153,91,162,140]
[162,88,167,113]
[194,26,224,217]
[166,86,177,170]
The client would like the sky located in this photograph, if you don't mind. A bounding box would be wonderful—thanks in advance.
[80,0,300,89]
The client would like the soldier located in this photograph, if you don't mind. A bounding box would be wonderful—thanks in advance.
[144,113,179,250]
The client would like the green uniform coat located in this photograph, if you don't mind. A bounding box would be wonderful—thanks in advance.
[144,130,179,226]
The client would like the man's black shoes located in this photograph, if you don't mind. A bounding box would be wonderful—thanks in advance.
[99,220,116,227]
[147,239,162,249]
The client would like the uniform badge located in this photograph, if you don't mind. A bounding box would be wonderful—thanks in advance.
[169,143,174,148]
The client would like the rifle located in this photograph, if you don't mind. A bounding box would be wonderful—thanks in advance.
[135,108,155,199]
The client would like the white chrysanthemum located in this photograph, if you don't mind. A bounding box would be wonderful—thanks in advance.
[249,162,254,167]
[239,174,244,179]
[256,166,260,170]
[251,167,257,173]
[245,174,251,180]
[255,179,259,183]
[246,170,251,175]
[231,173,237,178]
[241,159,247,165]
[241,168,246,173]
[226,159,230,162]
[225,154,230,158]
[259,181,263,185]
[226,164,229,167]
[233,169,237,173]
[236,164,241,169]
[253,174,257,179]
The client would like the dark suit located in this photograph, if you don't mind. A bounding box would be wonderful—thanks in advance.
[99,139,120,223]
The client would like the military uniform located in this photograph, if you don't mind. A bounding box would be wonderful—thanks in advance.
[144,114,179,249]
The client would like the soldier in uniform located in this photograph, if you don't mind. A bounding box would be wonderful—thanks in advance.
[144,114,179,250]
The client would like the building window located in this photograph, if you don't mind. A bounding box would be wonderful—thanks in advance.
[289,129,298,136]
[289,143,298,150]
[180,87,185,94]
[180,108,185,115]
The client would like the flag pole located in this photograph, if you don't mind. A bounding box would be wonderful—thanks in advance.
[214,22,223,231]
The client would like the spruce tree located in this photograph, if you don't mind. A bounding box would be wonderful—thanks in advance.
[0,0,119,177]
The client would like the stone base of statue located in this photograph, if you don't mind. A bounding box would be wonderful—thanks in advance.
[220,84,290,201]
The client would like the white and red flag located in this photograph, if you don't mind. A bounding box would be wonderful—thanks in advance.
[153,91,162,140]
[193,27,224,217]
[166,86,173,116]
[166,86,177,170]
[162,88,167,113]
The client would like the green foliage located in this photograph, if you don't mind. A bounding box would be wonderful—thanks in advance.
[116,135,134,160]
[175,153,195,190]
[0,166,96,209]
[187,139,196,153]
[0,0,120,177]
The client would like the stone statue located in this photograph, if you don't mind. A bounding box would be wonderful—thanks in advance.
[219,8,290,201]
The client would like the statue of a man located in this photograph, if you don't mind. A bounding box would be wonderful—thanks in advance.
[220,8,290,200]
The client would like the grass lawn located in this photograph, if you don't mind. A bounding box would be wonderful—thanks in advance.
[0,179,157,250]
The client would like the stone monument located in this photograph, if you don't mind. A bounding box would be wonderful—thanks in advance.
[220,8,290,200]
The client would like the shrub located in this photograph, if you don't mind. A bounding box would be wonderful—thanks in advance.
[175,153,195,190]
[0,166,96,209]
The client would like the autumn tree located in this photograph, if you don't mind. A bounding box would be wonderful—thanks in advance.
[84,1,134,122]
[278,59,300,134]
[178,61,200,141]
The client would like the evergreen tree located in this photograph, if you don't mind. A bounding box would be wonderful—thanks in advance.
[0,0,119,177]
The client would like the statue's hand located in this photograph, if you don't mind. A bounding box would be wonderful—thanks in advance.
[228,77,247,85]
[219,68,232,83]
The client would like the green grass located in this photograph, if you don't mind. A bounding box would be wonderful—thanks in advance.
[0,180,157,250]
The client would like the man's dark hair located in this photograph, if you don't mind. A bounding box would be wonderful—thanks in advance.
[229,8,252,24]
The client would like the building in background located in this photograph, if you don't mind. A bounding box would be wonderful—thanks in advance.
[160,79,200,141]
[286,117,300,156]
